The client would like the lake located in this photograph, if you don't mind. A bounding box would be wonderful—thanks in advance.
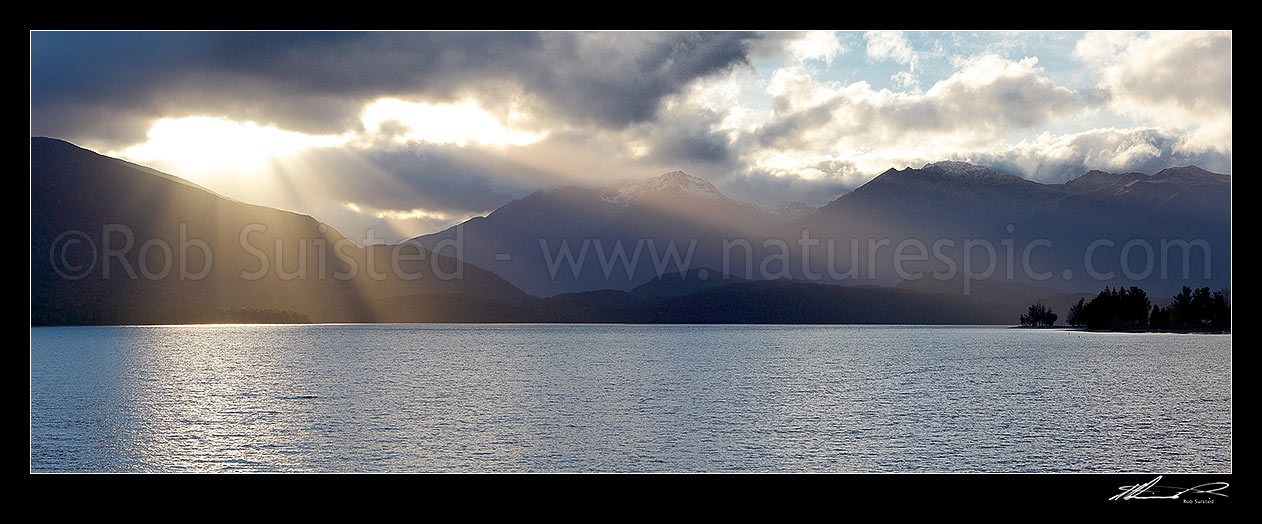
[29,324,1231,472]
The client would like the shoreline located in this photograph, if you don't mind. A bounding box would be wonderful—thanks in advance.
[1012,325,1230,334]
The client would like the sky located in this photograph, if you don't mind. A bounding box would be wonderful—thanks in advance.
[30,31,1232,242]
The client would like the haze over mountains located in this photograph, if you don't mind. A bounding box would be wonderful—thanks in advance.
[31,137,525,324]
[30,137,1230,325]
[778,161,1230,296]
[413,170,811,296]
[419,160,1230,298]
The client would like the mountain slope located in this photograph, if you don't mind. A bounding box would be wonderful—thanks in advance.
[30,137,527,324]
[414,171,778,296]
[374,268,1032,324]
[771,162,1230,296]
[416,161,1229,298]
[31,139,1229,324]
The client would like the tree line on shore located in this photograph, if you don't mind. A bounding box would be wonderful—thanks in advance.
[1021,286,1230,330]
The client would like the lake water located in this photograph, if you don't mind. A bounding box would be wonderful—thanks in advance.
[30,324,1231,472]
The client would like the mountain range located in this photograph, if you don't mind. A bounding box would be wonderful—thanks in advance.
[31,137,525,324]
[417,160,1230,298]
[413,170,808,296]
[30,137,1230,325]
[778,161,1230,296]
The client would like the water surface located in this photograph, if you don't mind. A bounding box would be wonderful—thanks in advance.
[30,324,1231,472]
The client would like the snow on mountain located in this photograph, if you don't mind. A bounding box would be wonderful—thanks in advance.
[598,171,732,205]
[922,160,993,176]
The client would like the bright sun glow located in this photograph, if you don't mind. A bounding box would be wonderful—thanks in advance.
[361,98,546,147]
[114,117,349,177]
[344,201,456,221]
[113,98,545,186]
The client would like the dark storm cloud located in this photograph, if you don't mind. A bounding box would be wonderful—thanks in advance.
[643,105,739,168]
[532,31,760,127]
[751,98,844,150]
[31,31,765,146]
[300,142,559,216]
[663,132,733,165]
[31,32,542,134]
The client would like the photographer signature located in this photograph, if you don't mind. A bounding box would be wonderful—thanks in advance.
[1110,476,1229,501]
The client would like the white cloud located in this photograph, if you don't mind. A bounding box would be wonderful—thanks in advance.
[866,31,921,90]
[1071,31,1140,65]
[975,127,1231,183]
[1074,31,1231,153]
[359,98,548,147]
[890,70,919,90]
[112,116,350,188]
[786,31,848,64]
[753,54,1082,160]
[81,31,1231,240]
[923,55,1079,128]
[725,51,1228,190]
[683,67,766,136]
[865,31,915,64]
[766,66,841,113]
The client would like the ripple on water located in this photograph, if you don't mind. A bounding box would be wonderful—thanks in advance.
[31,324,1231,472]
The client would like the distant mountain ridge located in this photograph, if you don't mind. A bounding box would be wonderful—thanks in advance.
[30,137,527,324]
[418,162,1229,297]
[599,171,818,220]
[414,170,791,296]
[773,161,1230,296]
[598,170,733,204]
[30,138,1230,325]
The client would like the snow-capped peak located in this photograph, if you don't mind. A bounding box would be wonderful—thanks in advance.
[599,171,731,205]
[922,161,993,177]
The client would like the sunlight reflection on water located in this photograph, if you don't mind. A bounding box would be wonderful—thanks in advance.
[30,324,1231,472]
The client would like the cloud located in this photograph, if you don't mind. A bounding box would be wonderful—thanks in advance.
[721,47,1229,195]
[974,127,1232,183]
[922,55,1082,128]
[865,31,921,89]
[864,31,915,64]
[338,201,488,242]
[785,31,848,64]
[31,31,766,148]
[725,159,866,206]
[114,116,350,175]
[32,31,1230,240]
[890,70,919,90]
[1074,30,1232,152]
[256,140,591,241]
[749,54,1083,157]
[723,126,1232,208]
[359,98,547,147]
[301,142,562,216]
